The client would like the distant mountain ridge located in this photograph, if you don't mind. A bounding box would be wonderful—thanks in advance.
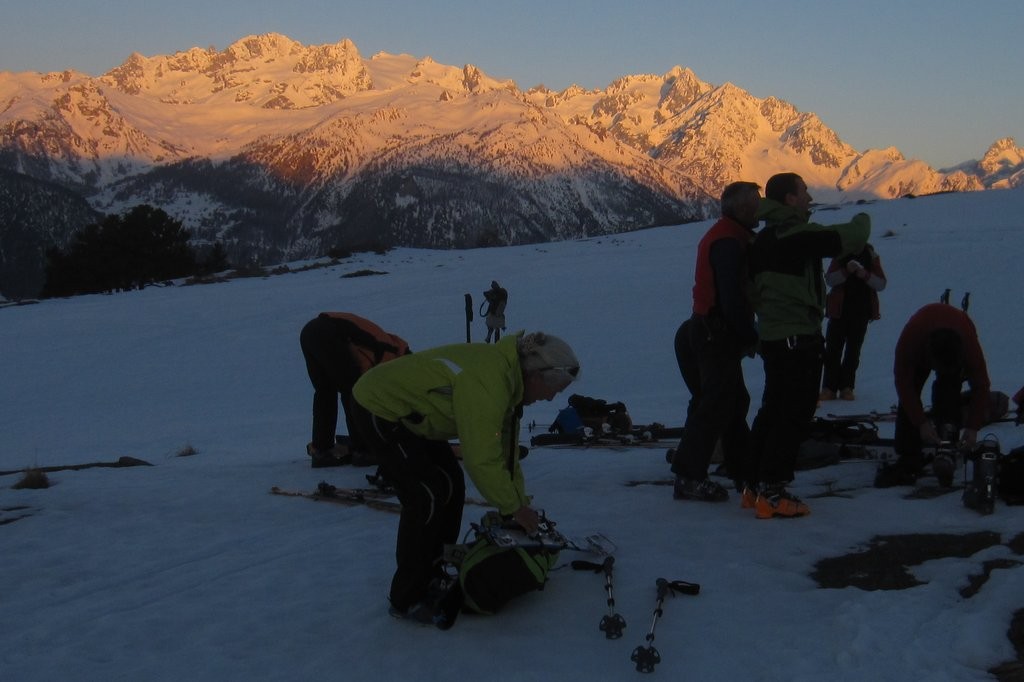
[0,33,1021,298]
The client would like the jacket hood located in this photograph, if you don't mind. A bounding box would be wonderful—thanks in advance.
[757,198,810,227]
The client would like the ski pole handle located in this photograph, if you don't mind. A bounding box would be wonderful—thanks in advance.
[668,579,701,596]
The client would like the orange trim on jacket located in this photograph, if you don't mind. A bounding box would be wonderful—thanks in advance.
[692,216,755,316]
[322,312,411,373]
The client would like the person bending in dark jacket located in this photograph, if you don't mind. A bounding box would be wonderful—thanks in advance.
[299,312,410,468]
[875,302,991,487]
[670,181,761,502]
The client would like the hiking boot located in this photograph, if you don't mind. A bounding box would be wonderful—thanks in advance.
[819,389,837,401]
[839,388,856,401]
[673,477,729,502]
[740,485,757,509]
[307,442,350,468]
[389,601,446,627]
[388,576,461,630]
[873,458,922,488]
[754,484,810,519]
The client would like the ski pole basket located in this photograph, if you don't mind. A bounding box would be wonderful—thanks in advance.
[630,577,700,673]
[572,556,626,639]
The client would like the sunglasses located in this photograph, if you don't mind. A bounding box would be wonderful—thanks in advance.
[543,365,580,379]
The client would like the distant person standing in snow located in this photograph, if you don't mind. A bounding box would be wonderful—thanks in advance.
[874,302,991,487]
[351,331,580,627]
[670,181,761,503]
[819,244,887,402]
[481,281,508,343]
[744,172,870,518]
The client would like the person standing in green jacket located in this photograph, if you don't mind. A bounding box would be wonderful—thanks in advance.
[743,172,870,519]
[351,330,580,626]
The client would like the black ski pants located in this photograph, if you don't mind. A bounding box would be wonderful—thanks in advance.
[894,367,965,466]
[671,316,750,485]
[822,314,870,392]
[299,315,364,452]
[746,334,823,486]
[348,405,466,612]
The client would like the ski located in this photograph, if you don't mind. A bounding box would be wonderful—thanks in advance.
[902,484,964,500]
[477,524,617,557]
[530,423,683,449]
[825,409,897,422]
[271,482,403,512]
[271,481,492,514]
[466,512,616,557]
[533,438,676,451]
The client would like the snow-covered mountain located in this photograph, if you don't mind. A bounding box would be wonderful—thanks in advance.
[524,67,1015,201]
[0,33,1020,298]
[944,137,1024,190]
[0,35,716,270]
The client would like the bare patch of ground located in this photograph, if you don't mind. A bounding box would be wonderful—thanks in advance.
[811,531,1024,678]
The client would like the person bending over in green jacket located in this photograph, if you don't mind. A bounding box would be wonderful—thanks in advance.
[351,330,580,626]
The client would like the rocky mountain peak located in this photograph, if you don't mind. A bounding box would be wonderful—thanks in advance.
[1,32,1021,300]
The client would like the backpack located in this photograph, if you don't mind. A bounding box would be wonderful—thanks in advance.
[564,394,633,434]
[480,286,508,317]
[453,514,560,615]
[550,406,585,435]
[321,312,410,374]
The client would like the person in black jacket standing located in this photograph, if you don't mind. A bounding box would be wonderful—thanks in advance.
[671,181,761,502]
[819,244,887,402]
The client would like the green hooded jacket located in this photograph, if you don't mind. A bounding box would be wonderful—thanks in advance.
[749,199,871,341]
[352,334,528,515]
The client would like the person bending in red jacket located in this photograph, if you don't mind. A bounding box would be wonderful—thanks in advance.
[875,302,991,487]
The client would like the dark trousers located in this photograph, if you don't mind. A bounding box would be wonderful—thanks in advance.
[674,319,701,420]
[822,315,869,391]
[894,368,965,465]
[299,315,364,452]
[746,335,823,486]
[348,404,466,612]
[671,317,750,484]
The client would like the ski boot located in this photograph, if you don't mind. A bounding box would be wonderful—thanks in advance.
[932,443,956,488]
[962,440,999,515]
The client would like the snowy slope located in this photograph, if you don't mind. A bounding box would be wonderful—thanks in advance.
[1,189,1023,681]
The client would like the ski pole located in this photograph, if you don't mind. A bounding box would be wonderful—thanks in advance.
[572,556,626,639]
[631,577,700,673]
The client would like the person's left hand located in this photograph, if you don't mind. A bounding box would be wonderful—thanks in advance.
[512,505,541,534]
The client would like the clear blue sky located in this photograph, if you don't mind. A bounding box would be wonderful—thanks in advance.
[2,0,1021,169]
